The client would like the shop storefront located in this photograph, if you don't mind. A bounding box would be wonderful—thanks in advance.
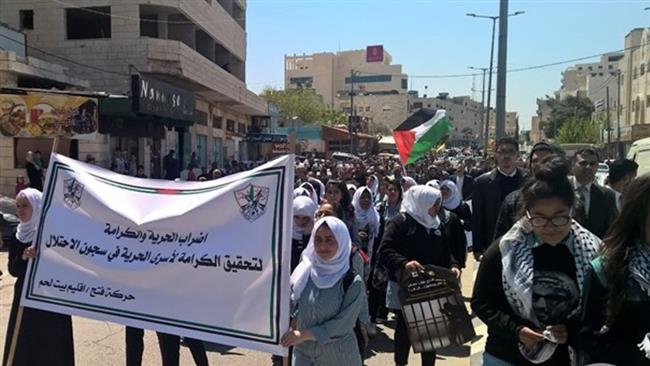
[0,89,100,195]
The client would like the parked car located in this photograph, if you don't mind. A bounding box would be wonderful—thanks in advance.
[0,196,18,244]
[595,162,609,186]
[627,137,650,177]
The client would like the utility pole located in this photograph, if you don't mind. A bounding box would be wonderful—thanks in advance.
[616,70,622,158]
[469,66,488,146]
[496,0,509,139]
[606,86,611,158]
[349,69,355,154]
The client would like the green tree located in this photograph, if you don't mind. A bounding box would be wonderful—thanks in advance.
[542,95,595,138]
[261,87,325,124]
[555,117,600,144]
[320,109,348,125]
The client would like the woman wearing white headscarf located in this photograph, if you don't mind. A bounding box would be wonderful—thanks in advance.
[299,182,319,205]
[378,185,461,366]
[400,176,417,192]
[292,196,318,271]
[352,187,380,262]
[366,175,380,203]
[3,188,75,366]
[281,217,364,366]
[440,180,473,268]
[425,179,440,190]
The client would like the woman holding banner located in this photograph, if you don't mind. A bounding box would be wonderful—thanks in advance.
[2,188,75,366]
[281,216,365,366]
[378,185,461,366]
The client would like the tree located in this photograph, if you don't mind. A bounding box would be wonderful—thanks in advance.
[555,117,600,144]
[260,87,348,126]
[542,95,595,138]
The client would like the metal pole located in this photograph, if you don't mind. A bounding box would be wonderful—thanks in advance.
[616,70,622,158]
[349,69,354,154]
[606,86,611,157]
[480,68,486,146]
[484,18,497,155]
[495,0,508,139]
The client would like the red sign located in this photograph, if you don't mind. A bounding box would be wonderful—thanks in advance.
[366,45,384,63]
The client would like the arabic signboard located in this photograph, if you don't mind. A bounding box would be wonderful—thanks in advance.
[271,143,290,154]
[22,153,294,356]
[0,93,98,138]
[131,75,195,122]
[245,133,288,143]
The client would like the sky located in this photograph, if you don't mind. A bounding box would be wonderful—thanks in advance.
[245,0,650,130]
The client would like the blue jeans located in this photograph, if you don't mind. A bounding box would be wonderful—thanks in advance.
[483,353,515,366]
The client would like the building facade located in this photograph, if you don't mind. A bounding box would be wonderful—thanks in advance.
[557,53,622,101]
[619,28,650,144]
[488,110,519,140]
[285,46,408,133]
[0,0,266,183]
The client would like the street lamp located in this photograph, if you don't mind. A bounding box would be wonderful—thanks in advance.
[467,10,525,153]
[469,66,488,146]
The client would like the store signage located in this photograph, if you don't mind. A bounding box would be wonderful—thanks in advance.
[245,133,288,143]
[131,75,195,122]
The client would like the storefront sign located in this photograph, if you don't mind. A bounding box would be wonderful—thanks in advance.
[131,75,195,122]
[245,133,288,143]
[271,143,290,153]
[0,93,99,138]
[22,153,294,356]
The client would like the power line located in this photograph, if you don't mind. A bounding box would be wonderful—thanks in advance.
[50,0,246,25]
[0,32,129,77]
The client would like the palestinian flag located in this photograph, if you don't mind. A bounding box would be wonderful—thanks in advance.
[393,109,454,165]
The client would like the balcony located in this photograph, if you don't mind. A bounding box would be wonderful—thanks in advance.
[142,38,266,115]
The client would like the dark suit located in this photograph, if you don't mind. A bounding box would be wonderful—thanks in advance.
[577,183,619,239]
[471,168,527,254]
[493,189,524,242]
[450,174,474,201]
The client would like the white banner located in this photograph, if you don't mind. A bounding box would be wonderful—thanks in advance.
[21,153,294,356]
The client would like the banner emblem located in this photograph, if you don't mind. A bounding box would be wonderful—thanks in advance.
[63,178,84,209]
[235,184,270,222]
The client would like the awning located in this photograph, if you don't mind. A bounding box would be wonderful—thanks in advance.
[99,97,194,129]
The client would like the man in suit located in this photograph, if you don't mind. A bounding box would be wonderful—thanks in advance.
[606,159,638,211]
[572,148,619,238]
[450,161,474,201]
[471,137,527,260]
[492,142,556,241]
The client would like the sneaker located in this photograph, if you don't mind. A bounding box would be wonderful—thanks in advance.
[367,323,377,337]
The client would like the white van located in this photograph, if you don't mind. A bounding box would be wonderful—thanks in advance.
[627,137,650,176]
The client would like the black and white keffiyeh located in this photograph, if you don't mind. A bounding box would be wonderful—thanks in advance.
[499,218,601,363]
[629,240,650,298]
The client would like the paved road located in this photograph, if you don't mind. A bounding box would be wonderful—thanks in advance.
[0,250,484,365]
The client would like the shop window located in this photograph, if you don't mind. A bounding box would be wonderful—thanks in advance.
[226,119,235,132]
[14,138,78,168]
[196,110,208,126]
[212,116,223,129]
[20,10,34,30]
[66,6,111,40]
[212,137,222,166]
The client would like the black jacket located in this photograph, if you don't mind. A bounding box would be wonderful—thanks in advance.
[471,168,527,253]
[378,213,458,282]
[450,174,474,201]
[579,184,619,239]
[493,189,524,242]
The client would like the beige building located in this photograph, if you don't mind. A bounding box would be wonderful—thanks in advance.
[557,53,621,101]
[530,98,552,143]
[285,47,408,132]
[488,110,519,139]
[409,93,483,147]
[0,0,266,183]
[619,27,650,144]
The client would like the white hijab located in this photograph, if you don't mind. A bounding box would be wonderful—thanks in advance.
[16,188,43,243]
[352,187,380,232]
[293,196,318,240]
[367,175,379,198]
[290,216,352,301]
[300,182,319,205]
[401,176,417,192]
[347,183,357,195]
[400,185,442,229]
[293,187,311,200]
[425,179,440,190]
[441,180,462,210]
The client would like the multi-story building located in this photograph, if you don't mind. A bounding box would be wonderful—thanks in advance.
[531,98,552,143]
[409,92,483,147]
[285,46,408,132]
[488,110,519,139]
[0,0,267,179]
[557,53,622,101]
[619,28,650,145]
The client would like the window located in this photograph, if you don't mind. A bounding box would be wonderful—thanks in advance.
[588,66,593,71]
[140,13,158,38]
[66,6,111,39]
[289,76,314,86]
[226,119,235,132]
[345,75,391,84]
[608,65,613,70]
[599,72,604,77]
[642,64,646,76]
[237,122,246,134]
[598,65,603,69]
[591,73,597,77]
[196,110,208,126]
[196,134,208,167]
[646,95,650,106]
[401,78,408,89]
[365,106,370,112]
[212,116,223,129]
[20,10,34,30]
[212,137,222,166]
